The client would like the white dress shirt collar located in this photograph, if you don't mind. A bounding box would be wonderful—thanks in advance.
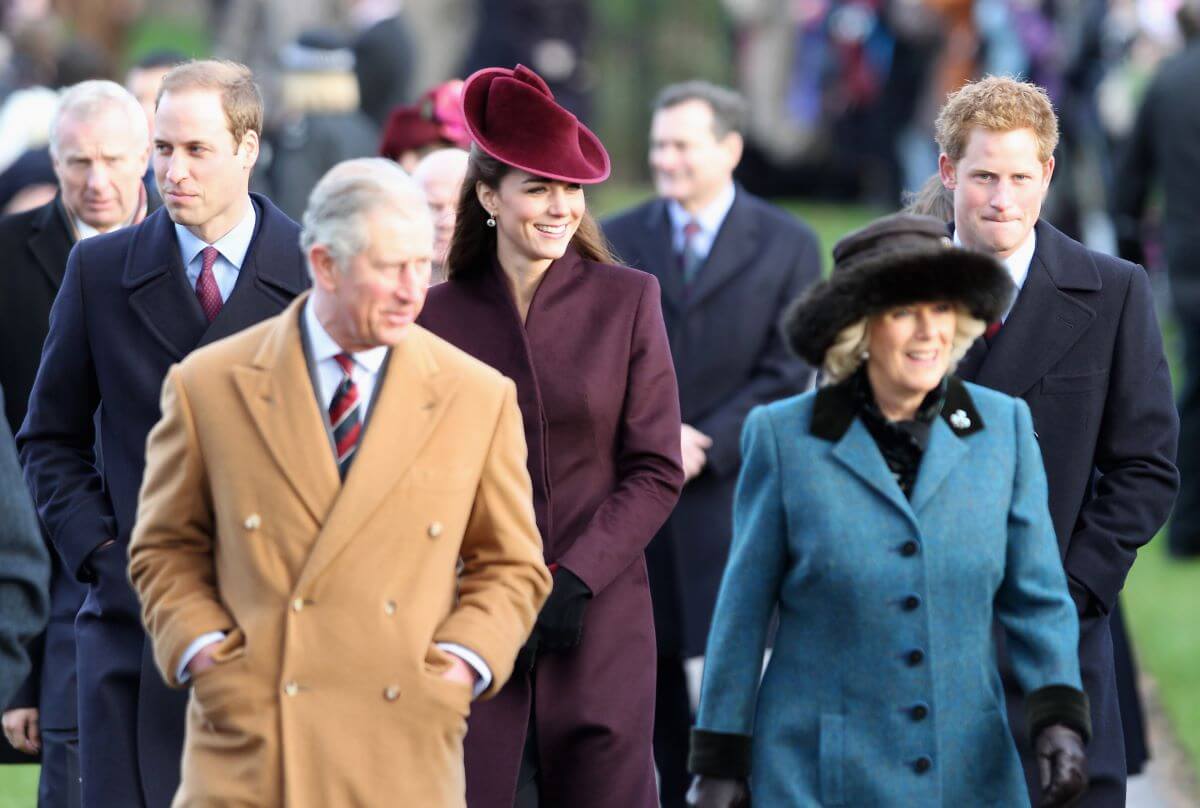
[666,182,737,253]
[302,299,390,376]
[174,197,257,271]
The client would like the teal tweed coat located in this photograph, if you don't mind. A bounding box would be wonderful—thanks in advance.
[694,378,1082,806]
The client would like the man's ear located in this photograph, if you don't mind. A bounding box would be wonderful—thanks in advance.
[308,244,339,291]
[937,153,957,190]
[721,131,744,170]
[237,130,260,171]
[1041,155,1055,189]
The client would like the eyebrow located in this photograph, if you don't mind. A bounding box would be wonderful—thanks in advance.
[521,175,556,184]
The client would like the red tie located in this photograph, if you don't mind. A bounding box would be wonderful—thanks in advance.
[680,220,703,283]
[985,320,1002,342]
[195,246,222,323]
[329,353,362,477]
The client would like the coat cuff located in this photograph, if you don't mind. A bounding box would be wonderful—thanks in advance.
[688,728,753,779]
[1027,684,1092,744]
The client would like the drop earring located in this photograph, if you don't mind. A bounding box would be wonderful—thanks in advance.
[486,213,497,228]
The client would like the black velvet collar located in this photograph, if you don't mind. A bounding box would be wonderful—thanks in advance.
[810,372,984,442]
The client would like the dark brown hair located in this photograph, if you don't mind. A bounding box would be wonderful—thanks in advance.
[445,144,614,280]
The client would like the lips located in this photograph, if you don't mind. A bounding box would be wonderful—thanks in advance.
[534,223,568,237]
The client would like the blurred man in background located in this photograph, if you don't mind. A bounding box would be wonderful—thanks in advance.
[412,146,467,283]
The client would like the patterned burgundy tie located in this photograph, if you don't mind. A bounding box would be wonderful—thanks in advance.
[329,353,362,477]
[195,246,222,323]
[985,320,1002,343]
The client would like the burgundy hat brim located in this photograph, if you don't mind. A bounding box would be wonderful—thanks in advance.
[462,66,611,184]
[379,107,443,159]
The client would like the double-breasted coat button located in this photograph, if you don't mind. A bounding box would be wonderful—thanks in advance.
[427,522,443,538]
[291,598,305,613]
[914,756,932,774]
[907,649,925,666]
[903,595,921,611]
[911,704,929,721]
[384,599,397,616]
[383,686,400,701]
[901,540,919,557]
[283,681,300,696]
[244,514,261,530]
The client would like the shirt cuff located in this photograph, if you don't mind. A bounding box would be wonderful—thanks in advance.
[436,642,492,698]
[178,631,227,683]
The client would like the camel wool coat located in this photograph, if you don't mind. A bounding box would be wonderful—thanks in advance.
[128,293,551,807]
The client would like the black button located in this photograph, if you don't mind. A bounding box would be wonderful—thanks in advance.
[911,704,929,721]
[903,595,921,611]
[907,649,925,666]
[901,541,919,557]
[914,756,932,773]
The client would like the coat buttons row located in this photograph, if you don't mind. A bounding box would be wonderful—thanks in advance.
[384,599,397,616]
[244,514,261,530]
[428,522,443,538]
[911,703,929,721]
[283,681,300,697]
[384,686,400,701]
[900,540,920,557]
[903,595,921,611]
[914,756,932,774]
[907,649,925,666]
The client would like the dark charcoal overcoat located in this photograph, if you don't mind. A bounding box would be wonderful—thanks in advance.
[602,187,820,657]
[17,194,309,808]
[956,219,1179,807]
[418,247,685,807]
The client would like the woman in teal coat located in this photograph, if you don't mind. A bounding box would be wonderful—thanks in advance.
[687,214,1091,807]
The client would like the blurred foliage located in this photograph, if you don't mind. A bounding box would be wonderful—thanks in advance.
[123,17,209,70]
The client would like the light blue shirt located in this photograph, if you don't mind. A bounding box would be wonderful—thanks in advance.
[666,182,737,261]
[175,199,257,303]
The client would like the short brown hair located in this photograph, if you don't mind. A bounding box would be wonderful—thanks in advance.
[935,76,1059,164]
[156,60,263,146]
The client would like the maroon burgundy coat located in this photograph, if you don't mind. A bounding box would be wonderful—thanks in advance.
[418,246,684,807]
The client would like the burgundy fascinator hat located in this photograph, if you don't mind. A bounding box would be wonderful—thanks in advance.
[379,79,471,159]
[461,64,610,184]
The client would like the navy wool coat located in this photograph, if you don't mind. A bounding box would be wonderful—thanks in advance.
[603,187,820,656]
[956,220,1179,805]
[695,379,1081,806]
[17,194,308,807]
[418,247,685,807]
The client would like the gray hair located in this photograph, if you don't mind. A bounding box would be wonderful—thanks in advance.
[300,157,431,270]
[820,307,987,385]
[49,80,149,158]
[653,80,747,138]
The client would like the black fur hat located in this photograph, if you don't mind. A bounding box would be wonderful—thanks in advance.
[783,213,1014,367]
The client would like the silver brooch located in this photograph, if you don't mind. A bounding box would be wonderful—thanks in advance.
[949,409,971,430]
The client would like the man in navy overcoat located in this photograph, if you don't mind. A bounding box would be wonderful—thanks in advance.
[18,61,308,808]
[603,81,820,807]
[937,77,1179,807]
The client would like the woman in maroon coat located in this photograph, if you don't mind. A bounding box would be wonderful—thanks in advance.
[418,64,685,807]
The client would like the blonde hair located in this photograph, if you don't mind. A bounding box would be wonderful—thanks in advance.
[820,306,987,385]
[156,60,263,145]
[934,76,1059,164]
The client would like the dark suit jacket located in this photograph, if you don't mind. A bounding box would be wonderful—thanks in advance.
[603,188,821,656]
[0,383,50,710]
[0,197,91,737]
[956,219,1178,801]
[17,193,308,805]
[1113,40,1200,314]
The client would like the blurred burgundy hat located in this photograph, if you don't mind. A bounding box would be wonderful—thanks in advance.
[379,79,471,159]
[462,64,610,184]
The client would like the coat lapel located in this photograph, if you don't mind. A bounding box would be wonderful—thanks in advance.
[296,327,459,589]
[27,199,74,289]
[830,419,918,527]
[968,222,1098,396]
[232,294,340,524]
[909,419,969,515]
[686,189,760,309]
[639,200,685,310]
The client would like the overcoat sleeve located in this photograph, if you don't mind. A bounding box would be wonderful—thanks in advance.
[433,380,551,698]
[17,244,115,581]
[128,366,236,687]
[0,388,50,709]
[694,406,787,742]
[692,229,819,477]
[995,399,1083,695]
[1062,267,1178,616]
[558,274,684,596]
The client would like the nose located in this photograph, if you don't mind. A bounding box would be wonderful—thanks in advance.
[86,163,110,190]
[547,187,569,216]
[913,309,935,337]
[990,180,1014,212]
[163,152,188,184]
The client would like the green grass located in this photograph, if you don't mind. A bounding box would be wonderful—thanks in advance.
[0,764,38,806]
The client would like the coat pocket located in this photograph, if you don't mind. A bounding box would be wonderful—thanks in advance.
[819,713,845,806]
[1039,368,1109,395]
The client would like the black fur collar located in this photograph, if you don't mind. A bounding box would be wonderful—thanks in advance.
[810,374,984,441]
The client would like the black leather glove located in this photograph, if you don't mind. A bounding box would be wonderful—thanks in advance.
[1036,723,1088,807]
[686,776,750,808]
[535,567,591,651]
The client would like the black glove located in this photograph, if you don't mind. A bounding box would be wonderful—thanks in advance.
[1036,723,1088,807]
[686,776,750,808]
[514,630,539,677]
[535,567,591,652]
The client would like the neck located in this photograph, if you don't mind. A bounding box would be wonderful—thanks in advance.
[675,180,731,216]
[496,240,553,320]
[866,364,926,422]
[312,292,367,354]
[187,194,251,244]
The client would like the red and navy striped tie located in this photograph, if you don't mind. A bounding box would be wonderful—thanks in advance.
[329,353,362,477]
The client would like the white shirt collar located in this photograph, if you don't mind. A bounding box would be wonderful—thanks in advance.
[667,181,737,238]
[174,197,258,270]
[74,217,101,241]
[302,297,390,374]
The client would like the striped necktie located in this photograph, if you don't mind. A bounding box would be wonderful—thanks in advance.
[679,219,703,284]
[329,353,362,477]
